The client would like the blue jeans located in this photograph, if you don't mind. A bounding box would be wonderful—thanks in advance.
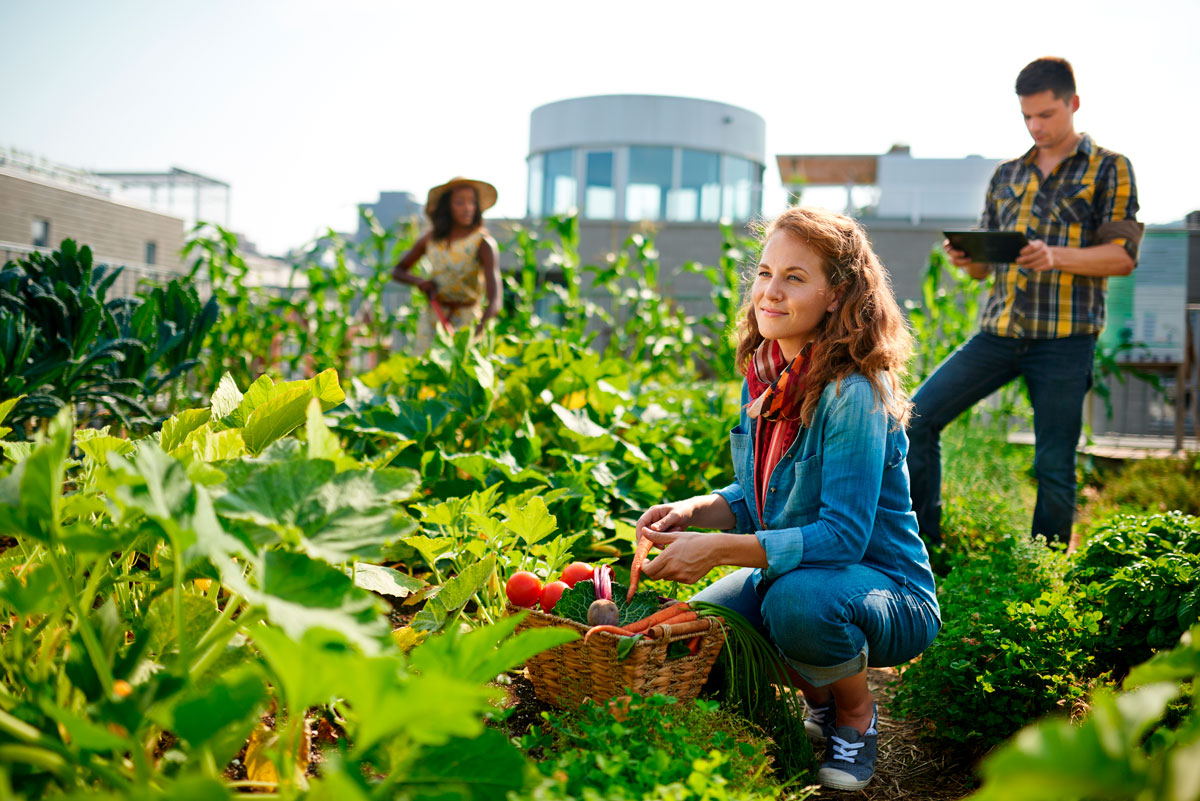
[691,566,940,687]
[906,332,1095,545]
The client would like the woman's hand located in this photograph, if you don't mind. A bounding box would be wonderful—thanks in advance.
[416,278,436,296]
[635,500,696,541]
[638,529,722,585]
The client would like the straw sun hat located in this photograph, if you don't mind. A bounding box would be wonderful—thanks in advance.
[425,177,498,218]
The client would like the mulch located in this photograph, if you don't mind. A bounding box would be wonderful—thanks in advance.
[854,667,978,801]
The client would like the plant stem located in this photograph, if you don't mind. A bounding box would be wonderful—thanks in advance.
[172,540,189,675]
[45,546,114,693]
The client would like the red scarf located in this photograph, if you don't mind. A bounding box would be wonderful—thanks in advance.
[746,340,812,527]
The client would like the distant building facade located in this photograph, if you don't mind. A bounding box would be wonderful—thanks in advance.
[0,149,187,276]
[95,167,231,233]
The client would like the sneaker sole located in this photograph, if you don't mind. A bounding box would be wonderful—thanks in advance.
[818,773,872,791]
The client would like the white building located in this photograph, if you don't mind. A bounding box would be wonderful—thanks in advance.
[527,95,766,223]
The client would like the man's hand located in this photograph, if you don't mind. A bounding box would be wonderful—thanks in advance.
[943,239,992,280]
[942,239,974,269]
[1016,240,1057,272]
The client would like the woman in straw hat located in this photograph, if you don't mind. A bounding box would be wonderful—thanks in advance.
[392,177,501,350]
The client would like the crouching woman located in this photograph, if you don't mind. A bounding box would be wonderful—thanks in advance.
[635,206,940,791]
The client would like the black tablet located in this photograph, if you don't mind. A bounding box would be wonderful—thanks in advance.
[943,230,1030,263]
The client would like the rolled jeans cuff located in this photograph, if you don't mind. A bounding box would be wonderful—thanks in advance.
[781,644,868,688]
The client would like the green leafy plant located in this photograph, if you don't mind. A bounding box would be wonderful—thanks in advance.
[892,535,1104,751]
[1069,511,1200,675]
[966,623,1200,801]
[691,602,816,783]
[0,386,574,799]
[0,240,217,431]
[1081,457,1200,519]
[522,693,796,801]
[934,416,1038,572]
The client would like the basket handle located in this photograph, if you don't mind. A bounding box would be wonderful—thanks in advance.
[650,618,713,641]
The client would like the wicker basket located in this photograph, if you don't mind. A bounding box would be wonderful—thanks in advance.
[510,602,726,708]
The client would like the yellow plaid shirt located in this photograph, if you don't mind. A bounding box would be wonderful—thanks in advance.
[978,134,1140,339]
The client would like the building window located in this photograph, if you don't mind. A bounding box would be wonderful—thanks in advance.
[527,153,544,217]
[721,156,758,221]
[625,146,673,221]
[583,151,615,219]
[542,148,576,217]
[669,149,721,222]
[31,218,50,248]
[145,241,157,266]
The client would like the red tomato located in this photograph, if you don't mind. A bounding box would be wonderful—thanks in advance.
[505,571,543,608]
[540,580,569,613]
[560,561,594,588]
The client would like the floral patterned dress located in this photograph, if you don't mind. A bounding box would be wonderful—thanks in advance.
[414,228,486,351]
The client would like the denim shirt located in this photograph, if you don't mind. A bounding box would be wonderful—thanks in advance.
[714,373,940,614]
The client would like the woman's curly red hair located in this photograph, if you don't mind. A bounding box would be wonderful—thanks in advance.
[734,206,913,427]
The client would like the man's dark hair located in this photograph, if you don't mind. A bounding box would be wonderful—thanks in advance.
[1015,57,1076,100]
[430,186,483,240]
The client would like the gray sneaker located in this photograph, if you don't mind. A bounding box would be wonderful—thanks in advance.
[817,704,878,791]
[803,697,836,741]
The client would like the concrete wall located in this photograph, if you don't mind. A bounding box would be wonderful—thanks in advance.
[0,168,186,272]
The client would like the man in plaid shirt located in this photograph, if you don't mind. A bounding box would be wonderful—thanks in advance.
[907,57,1143,547]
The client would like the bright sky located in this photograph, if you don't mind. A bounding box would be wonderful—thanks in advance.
[3,0,1196,256]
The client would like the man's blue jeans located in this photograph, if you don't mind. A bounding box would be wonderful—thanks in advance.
[906,331,1095,545]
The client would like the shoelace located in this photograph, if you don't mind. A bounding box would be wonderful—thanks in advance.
[808,704,831,724]
[830,735,866,764]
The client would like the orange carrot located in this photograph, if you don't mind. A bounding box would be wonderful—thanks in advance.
[583,624,638,644]
[626,535,656,602]
[625,602,693,634]
[685,636,701,655]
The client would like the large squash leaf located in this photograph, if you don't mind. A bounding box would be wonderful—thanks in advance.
[215,459,419,563]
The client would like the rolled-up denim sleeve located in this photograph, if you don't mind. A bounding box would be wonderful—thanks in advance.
[754,381,887,578]
[713,482,755,534]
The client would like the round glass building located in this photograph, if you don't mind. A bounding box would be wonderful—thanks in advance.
[526,95,766,223]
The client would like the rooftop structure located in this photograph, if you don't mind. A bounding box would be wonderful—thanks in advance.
[527,94,766,223]
[96,167,231,230]
[777,145,1000,223]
